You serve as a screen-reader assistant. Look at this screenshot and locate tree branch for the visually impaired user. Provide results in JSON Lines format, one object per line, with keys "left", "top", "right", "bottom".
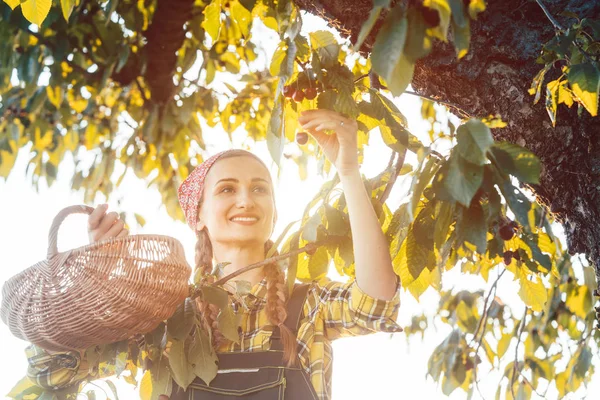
{"left": 511, "top": 308, "right": 529, "bottom": 399}
{"left": 404, "top": 90, "right": 472, "bottom": 119}
{"left": 379, "top": 150, "right": 406, "bottom": 204}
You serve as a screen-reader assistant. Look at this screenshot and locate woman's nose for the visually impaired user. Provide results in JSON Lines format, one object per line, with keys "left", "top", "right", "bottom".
{"left": 235, "top": 190, "right": 256, "bottom": 208}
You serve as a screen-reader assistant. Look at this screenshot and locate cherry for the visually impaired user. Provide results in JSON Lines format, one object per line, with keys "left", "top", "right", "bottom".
{"left": 499, "top": 224, "right": 515, "bottom": 241}
{"left": 421, "top": 8, "right": 440, "bottom": 27}
{"left": 503, "top": 251, "right": 512, "bottom": 265}
{"left": 283, "top": 85, "right": 295, "bottom": 98}
{"left": 305, "top": 244, "right": 317, "bottom": 255}
{"left": 512, "top": 250, "right": 521, "bottom": 261}
{"left": 296, "top": 132, "right": 309, "bottom": 145}
{"left": 292, "top": 90, "right": 305, "bottom": 102}
{"left": 304, "top": 87, "right": 317, "bottom": 100}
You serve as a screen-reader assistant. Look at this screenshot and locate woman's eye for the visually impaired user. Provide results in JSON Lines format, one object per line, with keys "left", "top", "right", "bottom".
{"left": 220, "top": 186, "right": 234, "bottom": 193}
{"left": 253, "top": 186, "right": 267, "bottom": 193}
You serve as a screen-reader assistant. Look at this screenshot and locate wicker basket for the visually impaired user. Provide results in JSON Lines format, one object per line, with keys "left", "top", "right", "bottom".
{"left": 1, "top": 205, "right": 191, "bottom": 351}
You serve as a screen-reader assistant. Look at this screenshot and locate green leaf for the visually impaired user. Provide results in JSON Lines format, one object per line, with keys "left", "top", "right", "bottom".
{"left": 462, "top": 201, "right": 487, "bottom": 253}
{"left": 567, "top": 62, "right": 600, "bottom": 116}
{"left": 456, "top": 119, "right": 494, "bottom": 165}
{"left": 452, "top": 17, "right": 470, "bottom": 59}
{"left": 387, "top": 54, "right": 415, "bottom": 96}
{"left": 489, "top": 142, "right": 541, "bottom": 184}
{"left": 371, "top": 5, "right": 408, "bottom": 87}
{"left": 267, "top": 93, "right": 285, "bottom": 167}
{"left": 201, "top": 286, "right": 240, "bottom": 343}
{"left": 168, "top": 339, "right": 196, "bottom": 390}
{"left": 60, "top": 0, "right": 76, "bottom": 21}
{"left": 355, "top": 6, "right": 384, "bottom": 51}
{"left": 140, "top": 355, "right": 172, "bottom": 400}
{"left": 167, "top": 298, "right": 196, "bottom": 341}
{"left": 404, "top": 7, "right": 432, "bottom": 62}
{"left": 442, "top": 153, "right": 483, "bottom": 207}
{"left": 21, "top": 0, "right": 52, "bottom": 26}
{"left": 309, "top": 30, "right": 339, "bottom": 67}
{"left": 324, "top": 204, "right": 350, "bottom": 236}
{"left": 448, "top": 0, "right": 466, "bottom": 28}
{"left": 203, "top": 0, "right": 222, "bottom": 42}
{"left": 190, "top": 327, "right": 218, "bottom": 386}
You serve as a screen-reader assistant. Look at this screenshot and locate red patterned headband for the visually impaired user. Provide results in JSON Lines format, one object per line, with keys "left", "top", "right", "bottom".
{"left": 178, "top": 149, "right": 239, "bottom": 231}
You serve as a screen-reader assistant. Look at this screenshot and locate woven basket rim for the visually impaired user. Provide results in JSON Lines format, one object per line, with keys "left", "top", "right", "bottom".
{"left": 50, "top": 233, "right": 188, "bottom": 258}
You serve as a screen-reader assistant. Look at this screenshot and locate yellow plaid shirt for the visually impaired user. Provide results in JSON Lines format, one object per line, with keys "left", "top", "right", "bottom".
{"left": 25, "top": 277, "right": 402, "bottom": 400}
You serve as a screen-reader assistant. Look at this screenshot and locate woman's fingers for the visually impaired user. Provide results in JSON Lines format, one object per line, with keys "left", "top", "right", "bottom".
{"left": 99, "top": 218, "right": 126, "bottom": 241}
{"left": 87, "top": 204, "right": 108, "bottom": 231}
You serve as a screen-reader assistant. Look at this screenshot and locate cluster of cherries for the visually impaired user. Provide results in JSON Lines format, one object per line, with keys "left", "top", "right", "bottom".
{"left": 283, "top": 76, "right": 325, "bottom": 145}
{"left": 499, "top": 219, "right": 520, "bottom": 265}
{"left": 282, "top": 81, "right": 323, "bottom": 103}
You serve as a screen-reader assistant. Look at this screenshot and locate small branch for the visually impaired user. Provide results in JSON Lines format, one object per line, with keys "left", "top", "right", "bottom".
{"left": 404, "top": 90, "right": 472, "bottom": 119}
{"left": 210, "top": 239, "right": 333, "bottom": 287}
{"left": 511, "top": 308, "right": 529, "bottom": 399}
{"left": 295, "top": 57, "right": 308, "bottom": 70}
{"left": 353, "top": 73, "right": 369, "bottom": 83}
{"left": 534, "top": 0, "right": 596, "bottom": 64}
{"left": 379, "top": 150, "right": 406, "bottom": 204}
{"left": 136, "top": 78, "right": 149, "bottom": 103}
{"left": 534, "top": 0, "right": 564, "bottom": 31}
{"left": 471, "top": 269, "right": 507, "bottom": 347}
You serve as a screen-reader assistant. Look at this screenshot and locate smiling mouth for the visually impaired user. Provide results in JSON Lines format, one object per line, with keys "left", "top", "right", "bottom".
{"left": 230, "top": 217, "right": 259, "bottom": 224}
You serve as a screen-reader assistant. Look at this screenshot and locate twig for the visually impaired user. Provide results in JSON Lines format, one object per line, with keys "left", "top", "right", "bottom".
{"left": 379, "top": 150, "right": 406, "bottom": 204}
{"left": 404, "top": 90, "right": 472, "bottom": 119}
{"left": 353, "top": 73, "right": 369, "bottom": 83}
{"left": 210, "top": 239, "right": 332, "bottom": 287}
{"left": 136, "top": 78, "right": 148, "bottom": 103}
{"left": 511, "top": 308, "right": 529, "bottom": 399}
{"left": 471, "top": 269, "right": 507, "bottom": 347}
{"left": 534, "top": 0, "right": 596, "bottom": 64}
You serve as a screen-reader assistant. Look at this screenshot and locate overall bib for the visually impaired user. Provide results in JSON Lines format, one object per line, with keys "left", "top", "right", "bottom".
{"left": 169, "top": 284, "right": 319, "bottom": 399}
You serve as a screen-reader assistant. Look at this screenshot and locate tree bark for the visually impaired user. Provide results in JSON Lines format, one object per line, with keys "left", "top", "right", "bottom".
{"left": 295, "top": 0, "right": 600, "bottom": 285}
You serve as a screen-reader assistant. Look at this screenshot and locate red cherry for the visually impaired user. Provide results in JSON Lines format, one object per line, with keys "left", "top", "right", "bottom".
{"left": 296, "top": 132, "right": 309, "bottom": 145}
{"left": 305, "top": 244, "right": 317, "bottom": 255}
{"left": 499, "top": 225, "right": 515, "bottom": 241}
{"left": 283, "top": 85, "right": 295, "bottom": 98}
{"left": 292, "top": 90, "right": 305, "bottom": 102}
{"left": 304, "top": 87, "right": 317, "bottom": 100}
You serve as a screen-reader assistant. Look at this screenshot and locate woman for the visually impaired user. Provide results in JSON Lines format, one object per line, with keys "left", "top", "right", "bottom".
{"left": 25, "top": 109, "right": 402, "bottom": 399}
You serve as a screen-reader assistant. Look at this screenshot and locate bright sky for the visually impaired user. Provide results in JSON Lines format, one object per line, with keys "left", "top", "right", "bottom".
{"left": 1, "top": 10, "right": 598, "bottom": 400}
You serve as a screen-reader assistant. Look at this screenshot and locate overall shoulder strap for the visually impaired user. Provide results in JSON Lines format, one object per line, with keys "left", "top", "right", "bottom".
{"left": 270, "top": 283, "right": 311, "bottom": 350}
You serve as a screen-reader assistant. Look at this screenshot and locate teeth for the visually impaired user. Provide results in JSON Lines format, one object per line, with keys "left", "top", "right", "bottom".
{"left": 231, "top": 217, "right": 258, "bottom": 222}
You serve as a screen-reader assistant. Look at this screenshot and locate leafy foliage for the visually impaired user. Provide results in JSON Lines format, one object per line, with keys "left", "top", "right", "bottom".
{"left": 2, "top": 0, "right": 599, "bottom": 399}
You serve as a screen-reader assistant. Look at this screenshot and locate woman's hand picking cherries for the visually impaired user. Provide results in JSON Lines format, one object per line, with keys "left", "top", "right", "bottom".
{"left": 297, "top": 109, "right": 360, "bottom": 177}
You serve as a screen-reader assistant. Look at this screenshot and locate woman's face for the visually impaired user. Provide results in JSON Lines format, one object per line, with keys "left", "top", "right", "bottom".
{"left": 196, "top": 156, "right": 276, "bottom": 247}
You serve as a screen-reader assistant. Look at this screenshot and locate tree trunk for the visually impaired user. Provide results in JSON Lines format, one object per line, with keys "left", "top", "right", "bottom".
{"left": 295, "top": 0, "right": 600, "bottom": 285}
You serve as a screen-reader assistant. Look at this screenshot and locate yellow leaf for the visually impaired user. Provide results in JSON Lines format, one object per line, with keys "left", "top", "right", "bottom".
{"left": 269, "top": 41, "right": 288, "bottom": 77}
{"left": 20, "top": 0, "right": 52, "bottom": 26}
{"left": 0, "top": 140, "right": 18, "bottom": 178}
{"left": 566, "top": 285, "right": 592, "bottom": 319}
{"left": 406, "top": 266, "right": 438, "bottom": 300}
{"left": 67, "top": 90, "right": 88, "bottom": 113}
{"left": 34, "top": 127, "right": 53, "bottom": 149}
{"left": 4, "top": 0, "right": 20, "bottom": 10}
{"left": 139, "top": 370, "right": 153, "bottom": 400}
{"left": 423, "top": 0, "right": 451, "bottom": 41}
{"left": 202, "top": 0, "right": 222, "bottom": 42}
{"left": 64, "top": 130, "right": 79, "bottom": 151}
{"left": 6, "top": 376, "right": 38, "bottom": 397}
{"left": 46, "top": 86, "right": 63, "bottom": 108}
{"left": 497, "top": 332, "right": 511, "bottom": 359}
{"left": 517, "top": 268, "right": 547, "bottom": 312}
{"left": 60, "top": 0, "right": 77, "bottom": 21}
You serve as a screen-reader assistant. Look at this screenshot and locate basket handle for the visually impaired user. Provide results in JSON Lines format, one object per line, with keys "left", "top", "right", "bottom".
{"left": 47, "top": 205, "right": 96, "bottom": 259}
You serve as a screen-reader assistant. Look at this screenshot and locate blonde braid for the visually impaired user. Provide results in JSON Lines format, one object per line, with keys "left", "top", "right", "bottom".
{"left": 264, "top": 240, "right": 298, "bottom": 367}
{"left": 194, "top": 229, "right": 225, "bottom": 348}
